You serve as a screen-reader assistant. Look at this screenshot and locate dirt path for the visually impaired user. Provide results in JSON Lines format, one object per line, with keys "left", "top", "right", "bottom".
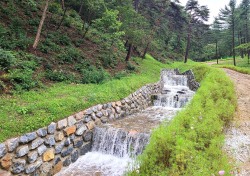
{"left": 223, "top": 69, "right": 250, "bottom": 176}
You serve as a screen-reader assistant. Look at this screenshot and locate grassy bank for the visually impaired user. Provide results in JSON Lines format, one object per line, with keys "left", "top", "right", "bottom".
{"left": 208, "top": 57, "right": 250, "bottom": 74}
{"left": 128, "top": 65, "right": 237, "bottom": 175}
{"left": 0, "top": 55, "right": 177, "bottom": 142}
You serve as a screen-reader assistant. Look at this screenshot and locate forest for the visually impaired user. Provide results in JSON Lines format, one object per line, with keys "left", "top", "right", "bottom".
{"left": 0, "top": 0, "right": 249, "bottom": 94}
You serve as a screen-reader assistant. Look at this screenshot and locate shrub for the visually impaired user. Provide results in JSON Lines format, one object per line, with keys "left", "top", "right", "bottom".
{"left": 57, "top": 47, "right": 84, "bottom": 63}
{"left": 80, "top": 66, "right": 110, "bottom": 84}
{"left": 45, "top": 70, "right": 76, "bottom": 82}
{"left": 39, "top": 39, "right": 60, "bottom": 53}
{"left": 10, "top": 69, "right": 38, "bottom": 91}
{"left": 0, "top": 49, "right": 16, "bottom": 70}
{"left": 126, "top": 62, "right": 137, "bottom": 71}
{"left": 114, "top": 71, "right": 128, "bottom": 80}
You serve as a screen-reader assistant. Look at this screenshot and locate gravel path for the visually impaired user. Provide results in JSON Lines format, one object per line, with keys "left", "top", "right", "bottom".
{"left": 223, "top": 69, "right": 250, "bottom": 176}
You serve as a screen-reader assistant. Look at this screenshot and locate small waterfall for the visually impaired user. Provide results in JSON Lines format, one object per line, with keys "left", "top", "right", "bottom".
{"left": 92, "top": 127, "right": 150, "bottom": 158}
{"left": 55, "top": 69, "right": 197, "bottom": 176}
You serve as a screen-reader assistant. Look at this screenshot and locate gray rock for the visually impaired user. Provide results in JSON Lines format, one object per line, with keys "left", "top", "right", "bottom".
{"left": 97, "top": 104, "right": 103, "bottom": 111}
{"left": 57, "top": 119, "right": 68, "bottom": 130}
{"left": 54, "top": 156, "right": 61, "bottom": 165}
{"left": 37, "top": 128, "right": 47, "bottom": 137}
{"left": 91, "top": 106, "right": 98, "bottom": 112}
{"left": 90, "top": 113, "right": 97, "bottom": 120}
{"left": 6, "top": 138, "right": 19, "bottom": 152}
{"left": 71, "top": 150, "right": 79, "bottom": 163}
{"left": 31, "top": 138, "right": 44, "bottom": 150}
{"left": 109, "top": 114, "right": 115, "bottom": 120}
{"left": 0, "top": 143, "right": 7, "bottom": 158}
{"left": 83, "top": 131, "right": 93, "bottom": 142}
{"left": 64, "top": 137, "right": 71, "bottom": 147}
{"left": 25, "top": 159, "right": 42, "bottom": 174}
{"left": 80, "top": 142, "right": 92, "bottom": 156}
{"left": 44, "top": 135, "right": 55, "bottom": 147}
{"left": 28, "top": 151, "right": 38, "bottom": 163}
{"left": 55, "top": 141, "right": 65, "bottom": 154}
{"left": 40, "top": 162, "right": 52, "bottom": 175}
{"left": 67, "top": 116, "right": 76, "bottom": 126}
{"left": 96, "top": 111, "right": 103, "bottom": 118}
{"left": 16, "top": 145, "right": 29, "bottom": 157}
{"left": 75, "top": 125, "right": 87, "bottom": 136}
{"left": 63, "top": 156, "right": 71, "bottom": 167}
{"left": 48, "top": 122, "right": 56, "bottom": 134}
{"left": 37, "top": 145, "right": 47, "bottom": 156}
{"left": 102, "top": 110, "right": 109, "bottom": 117}
{"left": 75, "top": 120, "right": 84, "bottom": 129}
{"left": 100, "top": 116, "right": 108, "bottom": 123}
{"left": 11, "top": 159, "right": 26, "bottom": 174}
{"left": 73, "top": 137, "right": 83, "bottom": 148}
{"left": 102, "top": 104, "right": 108, "bottom": 109}
{"left": 20, "top": 132, "right": 37, "bottom": 144}
{"left": 84, "top": 115, "right": 92, "bottom": 123}
{"left": 61, "top": 145, "right": 73, "bottom": 157}
{"left": 85, "top": 108, "right": 93, "bottom": 115}
{"left": 54, "top": 132, "right": 64, "bottom": 142}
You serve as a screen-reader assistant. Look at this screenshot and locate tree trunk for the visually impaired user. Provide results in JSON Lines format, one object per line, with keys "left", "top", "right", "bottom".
{"left": 134, "top": 0, "right": 139, "bottom": 12}
{"left": 61, "top": 0, "right": 65, "bottom": 10}
{"left": 56, "top": 7, "right": 68, "bottom": 30}
{"left": 126, "top": 43, "right": 133, "bottom": 61}
{"left": 33, "top": 0, "right": 49, "bottom": 49}
{"left": 248, "top": 51, "right": 250, "bottom": 64}
{"left": 216, "top": 40, "right": 218, "bottom": 64}
{"left": 232, "top": 21, "right": 236, "bottom": 66}
{"left": 79, "top": 0, "right": 84, "bottom": 14}
{"left": 143, "top": 42, "right": 150, "bottom": 58}
{"left": 184, "top": 31, "right": 191, "bottom": 63}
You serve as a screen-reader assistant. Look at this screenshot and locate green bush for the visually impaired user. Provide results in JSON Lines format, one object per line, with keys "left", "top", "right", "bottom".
{"left": 45, "top": 70, "right": 76, "bottom": 82}
{"left": 114, "top": 71, "right": 128, "bottom": 80}
{"left": 0, "top": 49, "right": 16, "bottom": 70}
{"left": 39, "top": 39, "right": 60, "bottom": 53}
{"left": 80, "top": 66, "right": 110, "bottom": 84}
{"left": 57, "top": 47, "right": 84, "bottom": 63}
{"left": 126, "top": 61, "right": 137, "bottom": 71}
{"left": 10, "top": 69, "right": 38, "bottom": 91}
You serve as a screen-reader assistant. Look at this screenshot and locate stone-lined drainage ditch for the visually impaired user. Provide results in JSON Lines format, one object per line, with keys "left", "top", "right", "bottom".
{"left": 0, "top": 69, "right": 198, "bottom": 176}
{"left": 55, "top": 69, "right": 198, "bottom": 176}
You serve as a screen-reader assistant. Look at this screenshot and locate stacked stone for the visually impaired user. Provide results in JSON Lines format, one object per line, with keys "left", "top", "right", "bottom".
{"left": 182, "top": 70, "right": 200, "bottom": 91}
{"left": 0, "top": 82, "right": 160, "bottom": 176}
{"left": 160, "top": 69, "right": 200, "bottom": 91}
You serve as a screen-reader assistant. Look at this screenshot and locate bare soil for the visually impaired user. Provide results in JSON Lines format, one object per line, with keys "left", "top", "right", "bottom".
{"left": 223, "top": 69, "right": 250, "bottom": 176}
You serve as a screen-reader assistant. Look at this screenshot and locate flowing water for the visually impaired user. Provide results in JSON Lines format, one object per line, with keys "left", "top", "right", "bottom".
{"left": 56, "top": 70, "right": 195, "bottom": 176}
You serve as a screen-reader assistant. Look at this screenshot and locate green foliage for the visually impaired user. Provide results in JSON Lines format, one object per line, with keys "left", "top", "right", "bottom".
{"left": 39, "top": 39, "right": 60, "bottom": 53}
{"left": 57, "top": 47, "right": 84, "bottom": 63}
{"left": 0, "top": 55, "right": 166, "bottom": 141}
{"left": 45, "top": 70, "right": 76, "bottom": 82}
{"left": 80, "top": 66, "right": 110, "bottom": 84}
{"left": 127, "top": 65, "right": 236, "bottom": 176}
{"left": 0, "top": 49, "right": 16, "bottom": 70}
{"left": 9, "top": 69, "right": 38, "bottom": 91}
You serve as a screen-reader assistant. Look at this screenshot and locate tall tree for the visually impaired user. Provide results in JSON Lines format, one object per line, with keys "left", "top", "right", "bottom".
{"left": 33, "top": 0, "right": 50, "bottom": 49}
{"left": 184, "top": 0, "right": 209, "bottom": 63}
{"left": 219, "top": 0, "right": 237, "bottom": 66}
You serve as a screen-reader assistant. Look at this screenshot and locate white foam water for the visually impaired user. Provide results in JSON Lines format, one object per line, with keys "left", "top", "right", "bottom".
{"left": 55, "top": 152, "right": 133, "bottom": 176}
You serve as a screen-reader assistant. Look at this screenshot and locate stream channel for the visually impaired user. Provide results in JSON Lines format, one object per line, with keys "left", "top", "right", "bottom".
{"left": 55, "top": 70, "right": 195, "bottom": 176}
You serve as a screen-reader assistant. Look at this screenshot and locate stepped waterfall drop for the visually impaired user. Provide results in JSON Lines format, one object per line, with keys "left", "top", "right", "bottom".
{"left": 55, "top": 70, "right": 195, "bottom": 176}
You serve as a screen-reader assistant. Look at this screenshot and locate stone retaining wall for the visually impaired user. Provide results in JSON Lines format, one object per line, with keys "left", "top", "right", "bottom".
{"left": 0, "top": 83, "right": 160, "bottom": 176}
{"left": 0, "top": 69, "right": 199, "bottom": 176}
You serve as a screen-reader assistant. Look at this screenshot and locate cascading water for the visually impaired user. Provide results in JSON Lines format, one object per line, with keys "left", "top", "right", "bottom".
{"left": 55, "top": 70, "right": 195, "bottom": 176}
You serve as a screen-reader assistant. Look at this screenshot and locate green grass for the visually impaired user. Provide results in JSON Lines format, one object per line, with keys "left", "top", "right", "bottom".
{"left": 127, "top": 64, "right": 237, "bottom": 176}
{"left": 207, "top": 56, "right": 250, "bottom": 74}
{"left": 0, "top": 55, "right": 177, "bottom": 142}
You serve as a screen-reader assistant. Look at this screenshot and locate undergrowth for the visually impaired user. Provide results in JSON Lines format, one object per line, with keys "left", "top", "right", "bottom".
{"left": 127, "top": 65, "right": 237, "bottom": 176}
{"left": 0, "top": 55, "right": 167, "bottom": 142}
